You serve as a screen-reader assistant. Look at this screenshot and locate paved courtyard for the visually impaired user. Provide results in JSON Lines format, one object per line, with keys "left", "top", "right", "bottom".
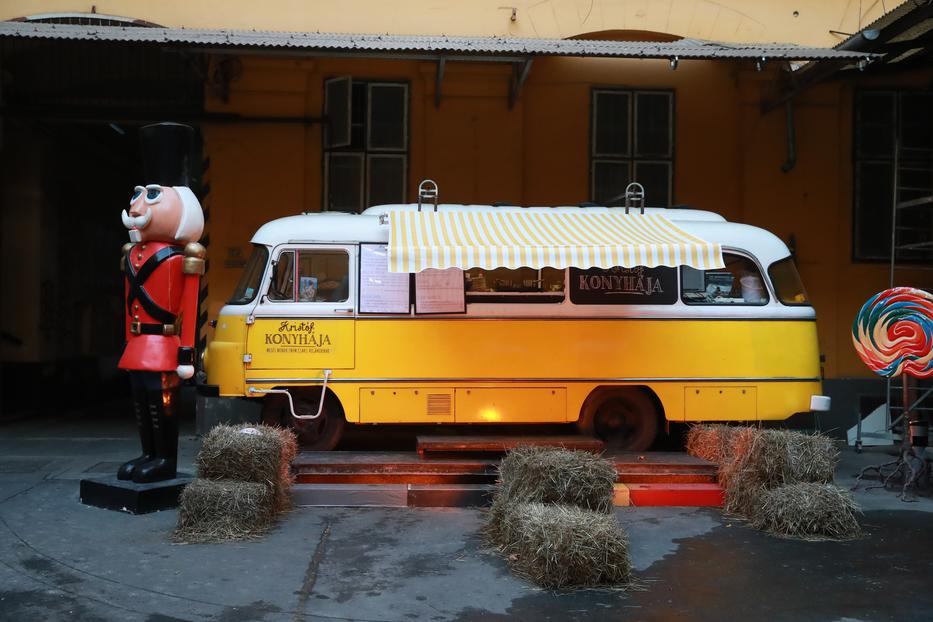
{"left": 2, "top": 410, "right": 932, "bottom": 622}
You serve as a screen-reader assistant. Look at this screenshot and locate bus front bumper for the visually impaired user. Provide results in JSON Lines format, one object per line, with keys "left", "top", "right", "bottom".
{"left": 810, "top": 395, "right": 831, "bottom": 412}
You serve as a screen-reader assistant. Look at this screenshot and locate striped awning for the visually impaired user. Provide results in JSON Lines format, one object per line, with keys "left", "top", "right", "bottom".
{"left": 388, "top": 210, "right": 724, "bottom": 273}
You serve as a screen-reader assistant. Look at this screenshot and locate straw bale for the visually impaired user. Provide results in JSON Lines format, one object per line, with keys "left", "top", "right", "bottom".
{"left": 718, "top": 428, "right": 840, "bottom": 519}
{"left": 750, "top": 483, "right": 863, "bottom": 541}
{"left": 495, "top": 446, "right": 617, "bottom": 512}
{"left": 685, "top": 424, "right": 741, "bottom": 464}
{"left": 197, "top": 424, "right": 297, "bottom": 512}
{"left": 174, "top": 479, "right": 276, "bottom": 543}
{"left": 722, "top": 429, "right": 837, "bottom": 490}
{"left": 498, "top": 502, "right": 632, "bottom": 589}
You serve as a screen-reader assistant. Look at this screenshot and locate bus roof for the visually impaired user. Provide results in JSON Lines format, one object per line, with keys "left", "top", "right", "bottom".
{"left": 250, "top": 204, "right": 792, "bottom": 267}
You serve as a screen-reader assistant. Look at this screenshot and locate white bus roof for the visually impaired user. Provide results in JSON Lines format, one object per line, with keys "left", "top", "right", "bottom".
{"left": 250, "top": 204, "right": 792, "bottom": 268}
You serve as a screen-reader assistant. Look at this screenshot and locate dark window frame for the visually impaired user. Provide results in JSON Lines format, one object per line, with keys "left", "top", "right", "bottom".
{"left": 589, "top": 88, "right": 675, "bottom": 207}
{"left": 852, "top": 88, "right": 933, "bottom": 263}
{"left": 323, "top": 79, "right": 410, "bottom": 213}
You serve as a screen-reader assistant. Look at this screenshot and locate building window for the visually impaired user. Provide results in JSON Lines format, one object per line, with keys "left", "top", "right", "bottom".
{"left": 324, "top": 80, "right": 408, "bottom": 212}
{"left": 591, "top": 89, "right": 674, "bottom": 207}
{"left": 853, "top": 90, "right": 933, "bottom": 261}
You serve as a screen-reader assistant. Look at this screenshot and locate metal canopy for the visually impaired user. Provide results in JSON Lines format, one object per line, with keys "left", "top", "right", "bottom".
{"left": 0, "top": 21, "right": 877, "bottom": 62}
{"left": 766, "top": 1, "right": 933, "bottom": 111}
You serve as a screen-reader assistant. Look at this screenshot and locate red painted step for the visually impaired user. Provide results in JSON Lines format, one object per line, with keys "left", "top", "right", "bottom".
{"left": 625, "top": 483, "right": 724, "bottom": 507}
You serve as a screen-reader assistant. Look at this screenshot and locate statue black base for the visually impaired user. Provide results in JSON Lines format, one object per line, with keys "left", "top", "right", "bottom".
{"left": 80, "top": 473, "right": 193, "bottom": 514}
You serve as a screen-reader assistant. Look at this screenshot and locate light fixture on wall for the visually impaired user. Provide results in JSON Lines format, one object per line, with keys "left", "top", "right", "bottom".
{"left": 756, "top": 57, "right": 767, "bottom": 72}
{"left": 669, "top": 56, "right": 679, "bottom": 70}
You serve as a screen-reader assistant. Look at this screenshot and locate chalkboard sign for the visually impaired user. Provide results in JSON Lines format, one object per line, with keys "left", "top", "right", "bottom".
{"left": 569, "top": 266, "right": 678, "bottom": 305}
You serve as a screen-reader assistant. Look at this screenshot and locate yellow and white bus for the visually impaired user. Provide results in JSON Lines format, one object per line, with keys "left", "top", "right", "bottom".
{"left": 203, "top": 197, "right": 829, "bottom": 451}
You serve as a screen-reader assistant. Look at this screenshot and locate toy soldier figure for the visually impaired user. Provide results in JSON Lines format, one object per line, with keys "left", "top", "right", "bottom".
{"left": 117, "top": 123, "right": 205, "bottom": 483}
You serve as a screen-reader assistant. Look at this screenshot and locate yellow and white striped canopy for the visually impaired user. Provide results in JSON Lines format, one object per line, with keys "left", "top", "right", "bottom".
{"left": 388, "top": 210, "right": 724, "bottom": 273}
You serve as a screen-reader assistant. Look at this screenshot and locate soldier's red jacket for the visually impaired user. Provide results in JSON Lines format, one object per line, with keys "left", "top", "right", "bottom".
{"left": 118, "top": 241, "right": 204, "bottom": 372}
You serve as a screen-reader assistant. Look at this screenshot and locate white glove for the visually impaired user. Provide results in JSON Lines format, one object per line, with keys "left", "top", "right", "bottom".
{"left": 176, "top": 364, "right": 195, "bottom": 379}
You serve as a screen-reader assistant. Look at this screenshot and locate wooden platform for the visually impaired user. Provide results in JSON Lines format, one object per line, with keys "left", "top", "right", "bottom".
{"left": 415, "top": 435, "right": 604, "bottom": 456}
{"left": 291, "top": 450, "right": 721, "bottom": 508}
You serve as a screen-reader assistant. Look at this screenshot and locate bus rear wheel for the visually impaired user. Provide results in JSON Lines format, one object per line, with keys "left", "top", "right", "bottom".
{"left": 579, "top": 389, "right": 660, "bottom": 452}
{"left": 261, "top": 388, "right": 345, "bottom": 451}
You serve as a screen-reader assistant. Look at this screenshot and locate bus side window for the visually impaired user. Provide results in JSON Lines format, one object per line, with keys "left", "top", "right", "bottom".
{"left": 296, "top": 250, "right": 350, "bottom": 303}
{"left": 267, "top": 250, "right": 295, "bottom": 301}
{"left": 681, "top": 253, "right": 769, "bottom": 305}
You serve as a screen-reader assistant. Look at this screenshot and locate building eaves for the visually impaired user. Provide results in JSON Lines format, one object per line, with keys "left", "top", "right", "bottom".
{"left": 0, "top": 21, "right": 876, "bottom": 62}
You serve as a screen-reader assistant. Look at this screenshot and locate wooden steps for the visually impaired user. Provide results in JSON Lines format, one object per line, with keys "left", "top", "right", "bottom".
{"left": 291, "top": 449, "right": 721, "bottom": 508}
{"left": 416, "top": 435, "right": 603, "bottom": 456}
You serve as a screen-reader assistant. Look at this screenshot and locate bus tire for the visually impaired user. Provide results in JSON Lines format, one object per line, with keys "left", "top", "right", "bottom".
{"left": 578, "top": 388, "right": 660, "bottom": 452}
{"left": 261, "top": 388, "right": 345, "bottom": 451}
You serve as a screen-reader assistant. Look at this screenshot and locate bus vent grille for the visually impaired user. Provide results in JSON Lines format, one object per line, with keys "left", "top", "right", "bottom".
{"left": 427, "top": 394, "right": 452, "bottom": 417}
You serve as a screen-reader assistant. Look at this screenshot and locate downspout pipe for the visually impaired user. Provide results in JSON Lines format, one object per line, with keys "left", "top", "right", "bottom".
{"left": 781, "top": 99, "right": 796, "bottom": 173}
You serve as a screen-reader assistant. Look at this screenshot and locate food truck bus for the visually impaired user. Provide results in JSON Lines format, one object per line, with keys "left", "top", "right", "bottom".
{"left": 202, "top": 185, "right": 830, "bottom": 451}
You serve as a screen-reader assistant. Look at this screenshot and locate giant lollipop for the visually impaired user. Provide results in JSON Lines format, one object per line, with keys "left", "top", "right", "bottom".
{"left": 852, "top": 287, "right": 933, "bottom": 379}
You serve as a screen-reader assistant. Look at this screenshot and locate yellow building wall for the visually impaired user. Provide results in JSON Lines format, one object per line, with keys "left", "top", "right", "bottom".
{"left": 2, "top": 1, "right": 924, "bottom": 380}
{"left": 198, "top": 53, "right": 933, "bottom": 381}
{"left": 0, "top": 0, "right": 901, "bottom": 47}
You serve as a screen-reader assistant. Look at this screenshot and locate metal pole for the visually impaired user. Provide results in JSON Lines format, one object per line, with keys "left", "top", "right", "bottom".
{"left": 889, "top": 136, "right": 899, "bottom": 288}
{"left": 902, "top": 375, "right": 911, "bottom": 452}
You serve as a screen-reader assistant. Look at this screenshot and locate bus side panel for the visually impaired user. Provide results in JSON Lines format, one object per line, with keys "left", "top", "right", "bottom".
{"left": 455, "top": 387, "right": 566, "bottom": 423}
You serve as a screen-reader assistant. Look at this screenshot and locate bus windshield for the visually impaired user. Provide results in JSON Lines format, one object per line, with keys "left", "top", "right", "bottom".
{"left": 768, "top": 257, "right": 810, "bottom": 306}
{"left": 228, "top": 245, "right": 269, "bottom": 305}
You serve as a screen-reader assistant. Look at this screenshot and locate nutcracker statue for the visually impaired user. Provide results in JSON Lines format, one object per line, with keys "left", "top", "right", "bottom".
{"left": 117, "top": 123, "right": 204, "bottom": 483}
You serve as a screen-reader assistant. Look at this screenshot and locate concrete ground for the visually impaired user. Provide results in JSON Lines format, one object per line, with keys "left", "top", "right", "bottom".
{"left": 2, "top": 408, "right": 933, "bottom": 622}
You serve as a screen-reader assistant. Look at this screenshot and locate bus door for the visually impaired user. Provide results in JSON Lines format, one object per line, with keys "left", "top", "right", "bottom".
{"left": 245, "top": 244, "right": 356, "bottom": 371}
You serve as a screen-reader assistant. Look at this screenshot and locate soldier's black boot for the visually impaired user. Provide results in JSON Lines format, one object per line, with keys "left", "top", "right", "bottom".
{"left": 118, "top": 373, "right": 156, "bottom": 480}
{"left": 133, "top": 374, "right": 180, "bottom": 483}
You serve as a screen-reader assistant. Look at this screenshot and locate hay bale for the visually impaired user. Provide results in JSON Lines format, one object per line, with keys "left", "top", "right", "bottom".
{"left": 685, "top": 424, "right": 740, "bottom": 464}
{"left": 197, "top": 424, "right": 297, "bottom": 512}
{"left": 719, "top": 429, "right": 839, "bottom": 518}
{"left": 498, "top": 502, "right": 632, "bottom": 589}
{"left": 486, "top": 447, "right": 617, "bottom": 547}
{"left": 496, "top": 446, "right": 617, "bottom": 511}
{"left": 750, "top": 483, "right": 862, "bottom": 541}
{"left": 721, "top": 429, "right": 837, "bottom": 489}
{"left": 174, "top": 479, "right": 276, "bottom": 543}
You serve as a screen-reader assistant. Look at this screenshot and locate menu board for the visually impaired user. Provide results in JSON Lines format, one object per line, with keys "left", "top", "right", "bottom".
{"left": 415, "top": 268, "right": 466, "bottom": 314}
{"left": 359, "top": 244, "right": 411, "bottom": 314}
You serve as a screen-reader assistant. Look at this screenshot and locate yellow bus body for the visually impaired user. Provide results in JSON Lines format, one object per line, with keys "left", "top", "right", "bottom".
{"left": 207, "top": 314, "right": 821, "bottom": 424}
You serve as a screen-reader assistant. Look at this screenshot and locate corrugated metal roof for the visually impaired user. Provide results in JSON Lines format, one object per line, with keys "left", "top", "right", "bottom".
{"left": 0, "top": 21, "right": 876, "bottom": 61}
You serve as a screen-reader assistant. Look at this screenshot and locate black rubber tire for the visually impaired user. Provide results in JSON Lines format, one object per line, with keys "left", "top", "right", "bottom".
{"left": 261, "top": 388, "right": 345, "bottom": 451}
{"left": 577, "top": 388, "right": 660, "bottom": 451}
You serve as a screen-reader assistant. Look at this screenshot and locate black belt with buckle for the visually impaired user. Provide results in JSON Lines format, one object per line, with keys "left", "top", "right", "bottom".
{"left": 130, "top": 321, "right": 176, "bottom": 336}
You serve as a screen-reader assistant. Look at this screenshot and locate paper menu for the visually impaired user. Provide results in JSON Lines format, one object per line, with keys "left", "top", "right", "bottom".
{"left": 359, "top": 244, "right": 410, "bottom": 314}
{"left": 415, "top": 267, "right": 466, "bottom": 314}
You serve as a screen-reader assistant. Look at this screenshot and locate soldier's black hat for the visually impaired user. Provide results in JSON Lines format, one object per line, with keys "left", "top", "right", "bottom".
{"left": 140, "top": 122, "right": 195, "bottom": 187}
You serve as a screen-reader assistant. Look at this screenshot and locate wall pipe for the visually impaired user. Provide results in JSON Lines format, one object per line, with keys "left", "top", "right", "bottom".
{"left": 781, "top": 99, "right": 796, "bottom": 173}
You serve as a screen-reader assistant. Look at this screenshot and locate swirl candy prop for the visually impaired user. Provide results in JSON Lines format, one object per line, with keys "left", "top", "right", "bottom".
{"left": 852, "top": 287, "right": 933, "bottom": 378}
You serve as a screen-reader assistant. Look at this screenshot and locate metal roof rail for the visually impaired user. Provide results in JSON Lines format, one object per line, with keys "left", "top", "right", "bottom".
{"left": 624, "top": 182, "right": 645, "bottom": 214}
{"left": 418, "top": 179, "right": 439, "bottom": 212}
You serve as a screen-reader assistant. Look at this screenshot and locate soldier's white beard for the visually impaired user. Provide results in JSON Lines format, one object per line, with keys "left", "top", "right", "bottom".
{"left": 122, "top": 209, "right": 152, "bottom": 231}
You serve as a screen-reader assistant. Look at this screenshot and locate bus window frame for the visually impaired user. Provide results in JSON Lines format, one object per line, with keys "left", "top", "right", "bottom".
{"left": 679, "top": 249, "right": 774, "bottom": 307}
{"left": 263, "top": 245, "right": 354, "bottom": 307}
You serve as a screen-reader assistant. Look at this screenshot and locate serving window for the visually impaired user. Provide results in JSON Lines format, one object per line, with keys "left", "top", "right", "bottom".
{"left": 680, "top": 253, "right": 769, "bottom": 305}
{"left": 464, "top": 267, "right": 565, "bottom": 303}
{"left": 267, "top": 249, "right": 350, "bottom": 303}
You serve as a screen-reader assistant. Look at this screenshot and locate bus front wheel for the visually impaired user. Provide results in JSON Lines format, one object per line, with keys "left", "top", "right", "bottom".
{"left": 261, "top": 389, "right": 345, "bottom": 451}
{"left": 578, "top": 389, "right": 660, "bottom": 452}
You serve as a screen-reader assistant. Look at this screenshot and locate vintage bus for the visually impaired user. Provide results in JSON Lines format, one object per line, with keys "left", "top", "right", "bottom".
{"left": 202, "top": 194, "right": 829, "bottom": 451}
